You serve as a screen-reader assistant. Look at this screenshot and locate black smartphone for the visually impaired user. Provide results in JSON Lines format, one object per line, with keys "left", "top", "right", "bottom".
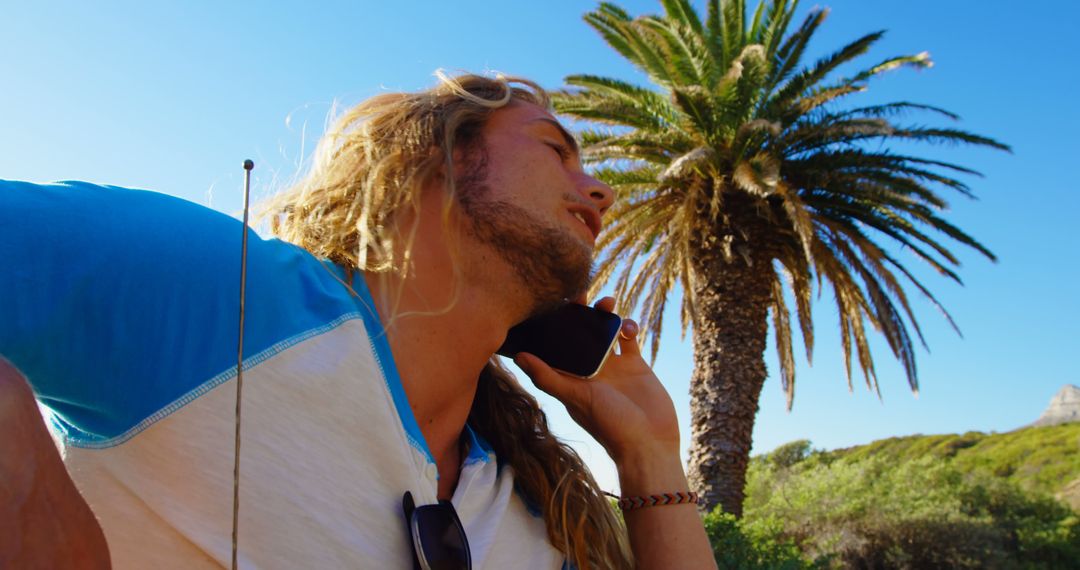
{"left": 496, "top": 303, "right": 623, "bottom": 378}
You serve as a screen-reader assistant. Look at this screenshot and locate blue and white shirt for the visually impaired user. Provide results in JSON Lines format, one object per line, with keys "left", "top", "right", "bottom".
{"left": 0, "top": 180, "right": 565, "bottom": 569}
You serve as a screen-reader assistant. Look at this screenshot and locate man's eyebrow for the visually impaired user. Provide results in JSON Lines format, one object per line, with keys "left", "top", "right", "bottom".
{"left": 530, "top": 118, "right": 580, "bottom": 157}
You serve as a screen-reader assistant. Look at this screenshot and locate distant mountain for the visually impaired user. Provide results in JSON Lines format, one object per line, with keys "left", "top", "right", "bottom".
{"left": 1032, "top": 384, "right": 1080, "bottom": 427}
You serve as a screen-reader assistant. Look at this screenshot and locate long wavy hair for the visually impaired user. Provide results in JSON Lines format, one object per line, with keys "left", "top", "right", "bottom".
{"left": 263, "top": 73, "right": 632, "bottom": 569}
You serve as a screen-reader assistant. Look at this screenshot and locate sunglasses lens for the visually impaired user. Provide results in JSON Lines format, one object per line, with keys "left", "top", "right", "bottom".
{"left": 413, "top": 505, "right": 470, "bottom": 570}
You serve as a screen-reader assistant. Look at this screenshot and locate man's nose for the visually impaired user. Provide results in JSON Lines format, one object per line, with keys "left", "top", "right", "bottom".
{"left": 579, "top": 173, "right": 615, "bottom": 215}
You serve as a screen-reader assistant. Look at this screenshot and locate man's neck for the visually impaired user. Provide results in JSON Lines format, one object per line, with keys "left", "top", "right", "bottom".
{"left": 363, "top": 199, "right": 528, "bottom": 499}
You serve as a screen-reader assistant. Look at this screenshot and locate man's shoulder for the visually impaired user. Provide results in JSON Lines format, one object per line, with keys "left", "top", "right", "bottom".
{"left": 1, "top": 180, "right": 374, "bottom": 448}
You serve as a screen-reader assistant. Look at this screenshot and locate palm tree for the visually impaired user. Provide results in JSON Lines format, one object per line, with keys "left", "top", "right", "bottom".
{"left": 553, "top": 0, "right": 1008, "bottom": 516}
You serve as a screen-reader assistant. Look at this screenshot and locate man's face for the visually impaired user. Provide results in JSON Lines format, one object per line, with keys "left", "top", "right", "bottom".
{"left": 455, "top": 101, "right": 614, "bottom": 317}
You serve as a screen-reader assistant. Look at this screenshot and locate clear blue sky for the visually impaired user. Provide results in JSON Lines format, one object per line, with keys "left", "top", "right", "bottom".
{"left": 4, "top": 0, "right": 1078, "bottom": 492}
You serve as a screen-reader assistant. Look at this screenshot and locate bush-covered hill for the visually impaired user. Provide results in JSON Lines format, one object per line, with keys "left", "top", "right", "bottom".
{"left": 704, "top": 423, "right": 1080, "bottom": 569}
{"left": 825, "top": 423, "right": 1080, "bottom": 504}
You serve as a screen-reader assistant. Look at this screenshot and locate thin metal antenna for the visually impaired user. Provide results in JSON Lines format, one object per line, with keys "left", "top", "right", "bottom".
{"left": 232, "top": 159, "right": 254, "bottom": 570}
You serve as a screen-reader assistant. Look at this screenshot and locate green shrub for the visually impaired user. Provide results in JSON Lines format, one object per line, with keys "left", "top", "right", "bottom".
{"left": 704, "top": 509, "right": 823, "bottom": 569}
{"left": 959, "top": 476, "right": 1080, "bottom": 568}
{"left": 734, "top": 445, "right": 1080, "bottom": 569}
{"left": 839, "top": 516, "right": 1011, "bottom": 569}
{"left": 769, "top": 440, "right": 813, "bottom": 470}
{"left": 827, "top": 424, "right": 1080, "bottom": 498}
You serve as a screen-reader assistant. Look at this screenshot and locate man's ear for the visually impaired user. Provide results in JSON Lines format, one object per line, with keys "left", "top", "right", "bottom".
{"left": 429, "top": 143, "right": 474, "bottom": 186}
{"left": 446, "top": 144, "right": 473, "bottom": 181}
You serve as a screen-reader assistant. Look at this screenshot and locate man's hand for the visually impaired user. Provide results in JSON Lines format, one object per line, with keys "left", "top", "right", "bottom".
{"left": 514, "top": 297, "right": 717, "bottom": 569}
{"left": 0, "top": 358, "right": 111, "bottom": 569}
{"left": 514, "top": 296, "right": 680, "bottom": 465}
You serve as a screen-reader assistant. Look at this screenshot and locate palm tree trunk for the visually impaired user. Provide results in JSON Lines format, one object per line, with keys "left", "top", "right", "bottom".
{"left": 686, "top": 236, "right": 774, "bottom": 517}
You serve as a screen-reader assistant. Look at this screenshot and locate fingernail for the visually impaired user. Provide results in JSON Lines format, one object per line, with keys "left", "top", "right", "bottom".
{"left": 623, "top": 321, "right": 638, "bottom": 336}
{"left": 514, "top": 354, "right": 529, "bottom": 371}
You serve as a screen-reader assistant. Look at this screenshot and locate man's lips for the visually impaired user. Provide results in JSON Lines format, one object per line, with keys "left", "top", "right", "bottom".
{"left": 568, "top": 206, "right": 601, "bottom": 241}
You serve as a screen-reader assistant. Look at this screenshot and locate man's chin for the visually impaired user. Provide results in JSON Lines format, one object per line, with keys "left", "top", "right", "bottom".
{"left": 524, "top": 270, "right": 591, "bottom": 319}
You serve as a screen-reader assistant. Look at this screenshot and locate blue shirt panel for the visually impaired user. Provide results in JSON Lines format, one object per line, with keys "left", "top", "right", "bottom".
{"left": 0, "top": 180, "right": 393, "bottom": 447}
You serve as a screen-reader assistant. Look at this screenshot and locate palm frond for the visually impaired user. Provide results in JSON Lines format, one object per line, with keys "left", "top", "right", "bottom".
{"left": 823, "top": 217, "right": 929, "bottom": 349}
{"left": 661, "top": 0, "right": 705, "bottom": 37}
{"left": 827, "top": 227, "right": 918, "bottom": 389}
{"left": 766, "top": 30, "right": 885, "bottom": 116}
{"left": 889, "top": 126, "right": 1012, "bottom": 151}
{"left": 563, "top": 74, "right": 681, "bottom": 128}
{"left": 765, "top": 6, "right": 825, "bottom": 91}
{"left": 836, "top": 101, "right": 961, "bottom": 121}
{"left": 848, "top": 52, "right": 933, "bottom": 84}
{"left": 554, "top": 88, "right": 676, "bottom": 131}
{"left": 775, "top": 250, "right": 814, "bottom": 362}
{"left": 770, "top": 273, "right": 797, "bottom": 408}
{"left": 584, "top": 4, "right": 676, "bottom": 86}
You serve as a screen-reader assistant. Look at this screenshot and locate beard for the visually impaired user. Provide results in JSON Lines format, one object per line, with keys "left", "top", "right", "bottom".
{"left": 456, "top": 161, "right": 593, "bottom": 317}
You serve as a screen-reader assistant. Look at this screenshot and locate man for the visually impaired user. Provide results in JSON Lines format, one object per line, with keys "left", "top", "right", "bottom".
{"left": 0, "top": 73, "right": 716, "bottom": 569}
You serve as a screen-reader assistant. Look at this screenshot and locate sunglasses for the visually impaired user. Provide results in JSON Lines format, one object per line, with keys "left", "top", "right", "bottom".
{"left": 402, "top": 491, "right": 472, "bottom": 570}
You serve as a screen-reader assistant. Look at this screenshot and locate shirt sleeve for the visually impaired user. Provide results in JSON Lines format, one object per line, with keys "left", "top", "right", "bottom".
{"left": 0, "top": 180, "right": 361, "bottom": 447}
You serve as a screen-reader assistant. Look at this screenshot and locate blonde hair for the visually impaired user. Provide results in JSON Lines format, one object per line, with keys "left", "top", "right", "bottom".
{"left": 263, "top": 73, "right": 633, "bottom": 569}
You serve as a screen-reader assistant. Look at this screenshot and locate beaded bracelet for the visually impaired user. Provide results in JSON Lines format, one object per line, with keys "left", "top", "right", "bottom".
{"left": 603, "top": 490, "right": 701, "bottom": 512}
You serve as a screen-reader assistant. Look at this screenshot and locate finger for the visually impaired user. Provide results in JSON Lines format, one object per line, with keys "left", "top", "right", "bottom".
{"left": 593, "top": 296, "right": 616, "bottom": 313}
{"left": 570, "top": 291, "right": 589, "bottom": 305}
{"left": 514, "top": 352, "right": 586, "bottom": 404}
{"left": 617, "top": 318, "right": 641, "bottom": 356}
